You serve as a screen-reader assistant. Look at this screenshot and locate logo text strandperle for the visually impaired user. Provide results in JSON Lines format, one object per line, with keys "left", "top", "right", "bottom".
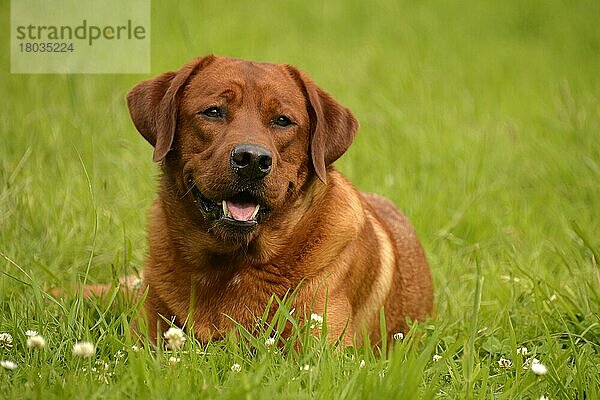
{"left": 15, "top": 19, "right": 146, "bottom": 46}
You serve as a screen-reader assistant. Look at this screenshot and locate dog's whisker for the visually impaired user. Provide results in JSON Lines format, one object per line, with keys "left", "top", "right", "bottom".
{"left": 162, "top": 180, "right": 181, "bottom": 195}
{"left": 180, "top": 183, "right": 195, "bottom": 200}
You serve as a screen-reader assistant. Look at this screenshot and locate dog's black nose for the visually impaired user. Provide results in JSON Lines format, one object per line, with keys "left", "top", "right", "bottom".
{"left": 230, "top": 144, "right": 272, "bottom": 180}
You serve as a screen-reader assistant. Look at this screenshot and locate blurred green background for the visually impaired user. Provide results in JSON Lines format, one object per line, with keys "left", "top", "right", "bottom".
{"left": 2, "top": 0, "right": 598, "bottom": 288}
{"left": 1, "top": 0, "right": 599, "bottom": 397}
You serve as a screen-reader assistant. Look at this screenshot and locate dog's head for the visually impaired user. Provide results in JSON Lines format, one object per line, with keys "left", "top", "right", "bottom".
{"left": 127, "top": 55, "right": 358, "bottom": 245}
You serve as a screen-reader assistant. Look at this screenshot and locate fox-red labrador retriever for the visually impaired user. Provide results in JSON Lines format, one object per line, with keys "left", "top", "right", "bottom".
{"left": 90, "top": 55, "right": 433, "bottom": 346}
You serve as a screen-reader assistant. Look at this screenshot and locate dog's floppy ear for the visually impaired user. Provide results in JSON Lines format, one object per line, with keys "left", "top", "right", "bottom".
{"left": 287, "top": 67, "right": 359, "bottom": 183}
{"left": 126, "top": 55, "right": 216, "bottom": 162}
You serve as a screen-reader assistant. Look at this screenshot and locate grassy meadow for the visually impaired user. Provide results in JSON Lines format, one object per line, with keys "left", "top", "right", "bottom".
{"left": 1, "top": 0, "right": 599, "bottom": 398}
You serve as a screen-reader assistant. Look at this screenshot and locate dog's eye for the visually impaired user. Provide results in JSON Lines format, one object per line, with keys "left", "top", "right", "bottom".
{"left": 273, "top": 115, "right": 294, "bottom": 127}
{"left": 199, "top": 107, "right": 224, "bottom": 119}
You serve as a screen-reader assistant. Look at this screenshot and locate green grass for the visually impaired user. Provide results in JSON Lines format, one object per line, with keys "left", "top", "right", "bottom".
{"left": 1, "top": 0, "right": 599, "bottom": 398}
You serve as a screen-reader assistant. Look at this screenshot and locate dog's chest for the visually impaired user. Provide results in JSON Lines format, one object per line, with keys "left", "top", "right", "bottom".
{"left": 188, "top": 267, "right": 293, "bottom": 339}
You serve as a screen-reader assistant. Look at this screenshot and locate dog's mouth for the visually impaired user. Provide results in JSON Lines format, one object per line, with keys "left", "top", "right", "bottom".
{"left": 189, "top": 180, "right": 267, "bottom": 228}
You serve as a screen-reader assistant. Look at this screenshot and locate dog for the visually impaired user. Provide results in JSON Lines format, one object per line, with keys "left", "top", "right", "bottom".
{"left": 121, "top": 55, "right": 433, "bottom": 346}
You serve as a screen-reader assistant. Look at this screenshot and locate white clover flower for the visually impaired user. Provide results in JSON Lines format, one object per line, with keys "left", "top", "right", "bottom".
{"left": 26, "top": 335, "right": 46, "bottom": 349}
{"left": 0, "top": 360, "right": 18, "bottom": 370}
{"left": 0, "top": 333, "right": 13, "bottom": 349}
{"left": 498, "top": 357, "right": 512, "bottom": 369}
{"left": 72, "top": 341, "right": 96, "bottom": 358}
{"left": 299, "top": 364, "right": 311, "bottom": 372}
{"left": 309, "top": 313, "right": 323, "bottom": 329}
{"left": 92, "top": 360, "right": 113, "bottom": 384}
{"left": 163, "top": 327, "right": 186, "bottom": 350}
{"left": 168, "top": 356, "right": 180, "bottom": 366}
{"left": 25, "top": 330, "right": 38, "bottom": 337}
{"left": 231, "top": 363, "right": 242, "bottom": 373}
{"left": 95, "top": 359, "right": 110, "bottom": 370}
{"left": 128, "top": 277, "right": 143, "bottom": 290}
{"left": 359, "top": 359, "right": 366, "bottom": 368}
{"left": 264, "top": 337, "right": 276, "bottom": 347}
{"left": 531, "top": 358, "right": 548, "bottom": 376}
{"left": 98, "top": 371, "right": 113, "bottom": 385}
{"left": 516, "top": 346, "right": 528, "bottom": 356}
{"left": 432, "top": 354, "right": 442, "bottom": 362}
{"left": 392, "top": 332, "right": 404, "bottom": 341}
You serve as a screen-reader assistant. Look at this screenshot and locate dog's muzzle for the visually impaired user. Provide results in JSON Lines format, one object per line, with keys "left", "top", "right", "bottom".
{"left": 189, "top": 179, "right": 267, "bottom": 228}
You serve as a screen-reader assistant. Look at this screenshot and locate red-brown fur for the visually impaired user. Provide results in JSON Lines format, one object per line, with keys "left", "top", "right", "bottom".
{"left": 96, "top": 55, "right": 433, "bottom": 346}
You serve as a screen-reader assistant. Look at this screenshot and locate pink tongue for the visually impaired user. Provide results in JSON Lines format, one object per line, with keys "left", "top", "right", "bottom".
{"left": 227, "top": 201, "right": 256, "bottom": 221}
